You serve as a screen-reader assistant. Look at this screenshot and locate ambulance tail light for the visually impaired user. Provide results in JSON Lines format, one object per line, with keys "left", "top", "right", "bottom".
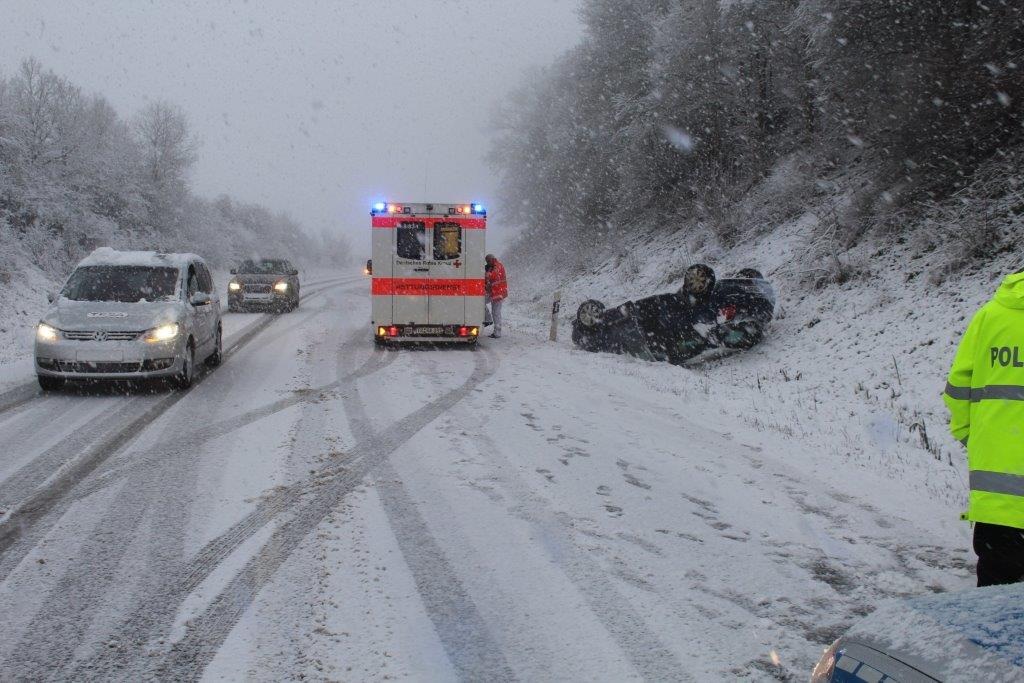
{"left": 458, "top": 326, "right": 479, "bottom": 338}
{"left": 388, "top": 326, "right": 400, "bottom": 337}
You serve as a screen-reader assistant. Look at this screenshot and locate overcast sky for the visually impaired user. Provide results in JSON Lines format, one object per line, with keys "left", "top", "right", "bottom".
{"left": 0, "top": 0, "right": 582, "bottom": 253}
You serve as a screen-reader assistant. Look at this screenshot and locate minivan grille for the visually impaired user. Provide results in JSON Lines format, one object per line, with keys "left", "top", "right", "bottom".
{"left": 63, "top": 330, "right": 142, "bottom": 341}
{"left": 40, "top": 359, "right": 175, "bottom": 373}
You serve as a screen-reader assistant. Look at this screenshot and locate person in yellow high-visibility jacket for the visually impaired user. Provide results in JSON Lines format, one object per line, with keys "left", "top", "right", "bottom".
{"left": 944, "top": 269, "right": 1024, "bottom": 587}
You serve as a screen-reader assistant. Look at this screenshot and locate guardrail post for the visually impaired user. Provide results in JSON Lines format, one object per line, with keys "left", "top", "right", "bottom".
{"left": 549, "top": 291, "right": 561, "bottom": 342}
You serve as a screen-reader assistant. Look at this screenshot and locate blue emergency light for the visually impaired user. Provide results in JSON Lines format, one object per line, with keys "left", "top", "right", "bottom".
{"left": 372, "top": 202, "right": 386, "bottom": 212}
{"left": 473, "top": 203, "right": 485, "bottom": 213}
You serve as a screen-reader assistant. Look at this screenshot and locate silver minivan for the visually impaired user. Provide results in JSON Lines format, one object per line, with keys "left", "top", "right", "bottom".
{"left": 34, "top": 248, "right": 222, "bottom": 390}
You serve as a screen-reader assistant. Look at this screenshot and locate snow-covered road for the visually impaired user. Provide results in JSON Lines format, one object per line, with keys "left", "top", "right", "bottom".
{"left": 0, "top": 279, "right": 972, "bottom": 681}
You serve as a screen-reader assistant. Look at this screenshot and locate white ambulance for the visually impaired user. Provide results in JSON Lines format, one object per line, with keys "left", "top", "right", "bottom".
{"left": 371, "top": 201, "right": 486, "bottom": 344}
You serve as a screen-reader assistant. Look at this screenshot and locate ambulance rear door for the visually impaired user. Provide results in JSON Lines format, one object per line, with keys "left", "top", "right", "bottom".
{"left": 393, "top": 220, "right": 429, "bottom": 325}
{"left": 371, "top": 219, "right": 393, "bottom": 326}
{"left": 426, "top": 220, "right": 467, "bottom": 325}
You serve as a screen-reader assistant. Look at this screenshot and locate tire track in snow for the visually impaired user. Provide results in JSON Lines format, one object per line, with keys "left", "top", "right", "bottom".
{"left": 64, "top": 325, "right": 389, "bottom": 504}
{"left": 374, "top": 460, "right": 518, "bottom": 681}
{"left": 2, "top": 281, "right": 369, "bottom": 679}
{"left": 59, "top": 345, "right": 494, "bottom": 680}
{"left": 0, "top": 395, "right": 131, "bottom": 509}
{"left": 0, "top": 340, "right": 263, "bottom": 678}
{"left": 0, "top": 281, "right": 365, "bottom": 674}
{"left": 0, "top": 279, "right": 358, "bottom": 581}
{"left": 0, "top": 383, "right": 43, "bottom": 419}
{"left": 339, "top": 348, "right": 517, "bottom": 681}
{"left": 146, "top": 347, "right": 497, "bottom": 681}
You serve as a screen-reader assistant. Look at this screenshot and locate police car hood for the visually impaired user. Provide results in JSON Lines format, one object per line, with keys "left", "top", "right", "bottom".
{"left": 845, "top": 583, "right": 1024, "bottom": 681}
{"left": 995, "top": 272, "right": 1024, "bottom": 310}
{"left": 47, "top": 299, "right": 182, "bottom": 331}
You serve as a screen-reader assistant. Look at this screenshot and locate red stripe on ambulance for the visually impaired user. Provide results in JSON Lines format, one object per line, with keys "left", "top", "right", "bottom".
{"left": 372, "top": 278, "right": 486, "bottom": 297}
{"left": 371, "top": 217, "right": 485, "bottom": 229}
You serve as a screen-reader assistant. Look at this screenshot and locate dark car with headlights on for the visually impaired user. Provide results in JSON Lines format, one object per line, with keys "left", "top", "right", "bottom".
{"left": 227, "top": 258, "right": 300, "bottom": 312}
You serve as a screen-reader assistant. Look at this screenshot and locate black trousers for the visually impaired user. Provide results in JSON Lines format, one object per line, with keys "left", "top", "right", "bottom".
{"left": 973, "top": 522, "right": 1024, "bottom": 587}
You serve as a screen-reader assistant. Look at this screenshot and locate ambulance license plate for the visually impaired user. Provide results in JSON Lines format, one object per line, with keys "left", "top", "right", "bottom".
{"left": 410, "top": 326, "right": 444, "bottom": 336}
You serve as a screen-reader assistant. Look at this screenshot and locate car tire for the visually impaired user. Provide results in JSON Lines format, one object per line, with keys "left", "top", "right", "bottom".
{"left": 37, "top": 375, "right": 64, "bottom": 391}
{"left": 576, "top": 300, "right": 606, "bottom": 328}
{"left": 206, "top": 325, "right": 223, "bottom": 367}
{"left": 175, "top": 341, "right": 195, "bottom": 389}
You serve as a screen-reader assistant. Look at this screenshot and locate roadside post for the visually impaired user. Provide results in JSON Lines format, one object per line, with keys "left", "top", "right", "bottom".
{"left": 549, "top": 291, "right": 561, "bottom": 342}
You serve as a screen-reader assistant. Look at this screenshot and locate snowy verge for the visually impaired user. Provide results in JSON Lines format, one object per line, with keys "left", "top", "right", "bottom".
{"left": 506, "top": 212, "right": 1011, "bottom": 514}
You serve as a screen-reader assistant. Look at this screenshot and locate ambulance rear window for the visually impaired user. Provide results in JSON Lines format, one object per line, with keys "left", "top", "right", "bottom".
{"left": 433, "top": 223, "right": 462, "bottom": 260}
{"left": 397, "top": 222, "right": 426, "bottom": 260}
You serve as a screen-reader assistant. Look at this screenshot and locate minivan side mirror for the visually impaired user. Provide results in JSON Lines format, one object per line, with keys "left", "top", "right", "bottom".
{"left": 290, "top": 269, "right": 298, "bottom": 276}
{"left": 46, "top": 291, "right": 55, "bottom": 304}
{"left": 229, "top": 268, "right": 236, "bottom": 275}
{"left": 190, "top": 292, "right": 212, "bottom": 307}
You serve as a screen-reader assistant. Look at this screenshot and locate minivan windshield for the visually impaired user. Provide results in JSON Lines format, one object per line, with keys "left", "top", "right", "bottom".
{"left": 61, "top": 265, "right": 180, "bottom": 303}
{"left": 238, "top": 259, "right": 291, "bottom": 274}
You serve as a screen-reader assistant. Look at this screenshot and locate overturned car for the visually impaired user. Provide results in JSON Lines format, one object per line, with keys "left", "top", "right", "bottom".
{"left": 571, "top": 266, "right": 775, "bottom": 365}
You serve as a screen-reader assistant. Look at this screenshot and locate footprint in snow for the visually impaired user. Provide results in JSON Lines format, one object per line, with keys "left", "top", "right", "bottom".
{"left": 623, "top": 472, "right": 652, "bottom": 490}
{"left": 520, "top": 412, "right": 543, "bottom": 432}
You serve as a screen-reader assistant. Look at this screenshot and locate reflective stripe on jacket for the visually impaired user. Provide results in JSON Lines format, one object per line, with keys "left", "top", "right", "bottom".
{"left": 487, "top": 261, "right": 508, "bottom": 302}
{"left": 944, "top": 271, "right": 1024, "bottom": 529}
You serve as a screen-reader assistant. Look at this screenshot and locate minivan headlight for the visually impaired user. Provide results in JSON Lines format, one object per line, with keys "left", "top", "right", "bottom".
{"left": 274, "top": 281, "right": 288, "bottom": 292}
{"left": 37, "top": 323, "right": 60, "bottom": 342}
{"left": 228, "top": 281, "right": 242, "bottom": 292}
{"left": 144, "top": 323, "right": 180, "bottom": 343}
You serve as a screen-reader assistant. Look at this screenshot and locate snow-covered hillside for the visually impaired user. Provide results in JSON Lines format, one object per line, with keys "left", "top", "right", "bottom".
{"left": 515, "top": 212, "right": 1013, "bottom": 508}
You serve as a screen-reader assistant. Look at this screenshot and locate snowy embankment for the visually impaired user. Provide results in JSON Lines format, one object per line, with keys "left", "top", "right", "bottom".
{"left": 0, "top": 248, "right": 54, "bottom": 388}
{"left": 514, "top": 214, "right": 1009, "bottom": 509}
{"left": 485, "top": 212, "right": 1013, "bottom": 674}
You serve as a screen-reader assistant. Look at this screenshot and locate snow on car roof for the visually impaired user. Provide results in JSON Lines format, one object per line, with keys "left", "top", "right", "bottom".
{"left": 848, "top": 583, "right": 1024, "bottom": 680}
{"left": 77, "top": 248, "right": 202, "bottom": 269}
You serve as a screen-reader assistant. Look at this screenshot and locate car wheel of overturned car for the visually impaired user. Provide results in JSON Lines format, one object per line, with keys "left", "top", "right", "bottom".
{"left": 37, "top": 375, "right": 64, "bottom": 392}
{"left": 576, "top": 299, "right": 606, "bottom": 328}
{"left": 175, "top": 341, "right": 195, "bottom": 389}
{"left": 206, "top": 326, "right": 223, "bottom": 367}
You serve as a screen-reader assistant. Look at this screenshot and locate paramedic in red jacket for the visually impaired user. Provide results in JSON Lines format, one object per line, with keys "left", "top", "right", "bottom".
{"left": 485, "top": 254, "right": 508, "bottom": 339}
